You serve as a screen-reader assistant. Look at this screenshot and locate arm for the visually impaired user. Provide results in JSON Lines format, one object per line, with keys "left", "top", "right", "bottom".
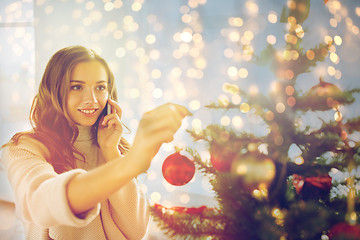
{"left": 66, "top": 149, "right": 142, "bottom": 215}
{"left": 67, "top": 102, "right": 191, "bottom": 215}
{"left": 1, "top": 139, "right": 100, "bottom": 227}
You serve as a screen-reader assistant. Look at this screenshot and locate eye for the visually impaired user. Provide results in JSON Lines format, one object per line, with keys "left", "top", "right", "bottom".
{"left": 70, "top": 85, "right": 82, "bottom": 90}
{"left": 97, "top": 85, "right": 107, "bottom": 91}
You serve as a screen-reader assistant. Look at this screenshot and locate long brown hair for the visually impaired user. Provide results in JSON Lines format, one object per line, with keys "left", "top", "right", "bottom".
{"left": 3, "top": 46, "right": 130, "bottom": 173}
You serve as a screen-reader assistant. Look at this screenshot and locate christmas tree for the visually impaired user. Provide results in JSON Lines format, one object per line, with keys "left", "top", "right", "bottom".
{"left": 151, "top": 0, "right": 360, "bottom": 239}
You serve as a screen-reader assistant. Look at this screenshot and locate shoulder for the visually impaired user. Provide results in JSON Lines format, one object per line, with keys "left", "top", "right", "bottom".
{"left": 2, "top": 132, "right": 50, "bottom": 160}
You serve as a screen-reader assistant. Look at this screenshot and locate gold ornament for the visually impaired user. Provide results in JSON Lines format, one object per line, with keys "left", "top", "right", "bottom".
{"left": 231, "top": 151, "right": 276, "bottom": 191}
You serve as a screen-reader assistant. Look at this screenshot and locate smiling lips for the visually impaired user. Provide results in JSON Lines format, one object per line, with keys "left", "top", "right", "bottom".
{"left": 78, "top": 109, "right": 98, "bottom": 116}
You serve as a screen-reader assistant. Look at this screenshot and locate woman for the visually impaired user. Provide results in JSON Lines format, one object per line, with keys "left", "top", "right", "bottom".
{"left": 1, "top": 46, "right": 190, "bottom": 239}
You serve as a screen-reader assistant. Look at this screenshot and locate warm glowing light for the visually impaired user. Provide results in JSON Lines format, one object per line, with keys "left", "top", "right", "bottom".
{"left": 276, "top": 102, "right": 285, "bottom": 113}
{"left": 114, "top": 0, "right": 123, "bottom": 8}
{"left": 244, "top": 31, "right": 254, "bottom": 41}
{"left": 195, "top": 57, "right": 207, "bottom": 69}
{"left": 268, "top": 11, "right": 278, "bottom": 23}
{"left": 334, "top": 111, "right": 342, "bottom": 122}
{"left": 115, "top": 47, "right": 126, "bottom": 58}
{"left": 131, "top": 2, "right": 142, "bottom": 12}
{"left": 330, "top": 18, "right": 338, "bottom": 28}
{"left": 182, "top": 14, "right": 192, "bottom": 23}
{"left": 334, "top": 36, "right": 342, "bottom": 45}
{"left": 247, "top": 143, "right": 257, "bottom": 152}
{"left": 245, "top": 1, "right": 259, "bottom": 14}
{"left": 104, "top": 2, "right": 114, "bottom": 11}
{"left": 192, "top": 33, "right": 203, "bottom": 43}
{"left": 232, "top": 95, "right": 242, "bottom": 105}
{"left": 227, "top": 66, "right": 238, "bottom": 79}
{"left": 150, "top": 192, "right": 161, "bottom": 202}
{"left": 229, "top": 31, "right": 240, "bottom": 42}
{"left": 189, "top": 100, "right": 201, "bottom": 111}
{"left": 265, "top": 111, "right": 274, "bottom": 121}
{"left": 238, "top": 68, "right": 248, "bottom": 78}
{"left": 129, "top": 88, "right": 140, "bottom": 98}
{"left": 151, "top": 69, "right": 161, "bottom": 79}
{"left": 285, "top": 69, "right": 294, "bottom": 80}
{"left": 288, "top": 16, "right": 297, "bottom": 25}
{"left": 285, "top": 85, "right": 295, "bottom": 95}
{"left": 295, "top": 24, "right": 304, "bottom": 38}
{"left": 145, "top": 34, "right": 156, "bottom": 44}
{"left": 324, "top": 35, "right": 333, "bottom": 45}
{"left": 334, "top": 70, "right": 342, "bottom": 80}
{"left": 113, "top": 30, "right": 123, "bottom": 39}
{"left": 267, "top": 35, "right": 276, "bottom": 45}
{"left": 293, "top": 156, "right": 304, "bottom": 165}
{"left": 180, "top": 5, "right": 190, "bottom": 14}
{"left": 171, "top": 67, "right": 182, "bottom": 78}
{"left": 192, "top": 118, "right": 202, "bottom": 130}
{"left": 180, "top": 194, "right": 190, "bottom": 204}
{"left": 356, "top": 7, "right": 360, "bottom": 17}
{"left": 149, "top": 49, "right": 160, "bottom": 60}
{"left": 352, "top": 26, "right": 359, "bottom": 35}
{"left": 228, "top": 17, "right": 244, "bottom": 27}
{"left": 285, "top": 34, "right": 297, "bottom": 45}
{"left": 218, "top": 95, "right": 230, "bottom": 107}
{"left": 221, "top": 116, "right": 231, "bottom": 126}
{"left": 328, "top": 66, "right": 336, "bottom": 76}
{"left": 224, "top": 48, "right": 234, "bottom": 58}
{"left": 240, "top": 103, "right": 250, "bottom": 113}
{"left": 181, "top": 31, "right": 192, "bottom": 43}
{"left": 306, "top": 50, "right": 315, "bottom": 60}
{"left": 330, "top": 52, "right": 339, "bottom": 64}
{"left": 232, "top": 116, "right": 243, "bottom": 129}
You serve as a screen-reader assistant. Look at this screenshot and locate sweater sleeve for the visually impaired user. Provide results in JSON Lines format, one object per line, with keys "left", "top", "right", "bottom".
{"left": 0, "top": 137, "right": 100, "bottom": 228}
{"left": 104, "top": 178, "right": 150, "bottom": 239}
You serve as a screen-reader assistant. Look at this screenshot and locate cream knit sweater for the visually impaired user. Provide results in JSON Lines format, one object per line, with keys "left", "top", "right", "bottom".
{"left": 1, "top": 126, "right": 150, "bottom": 240}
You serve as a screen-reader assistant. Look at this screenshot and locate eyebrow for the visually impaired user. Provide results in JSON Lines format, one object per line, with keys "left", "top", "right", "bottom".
{"left": 70, "top": 80, "right": 108, "bottom": 84}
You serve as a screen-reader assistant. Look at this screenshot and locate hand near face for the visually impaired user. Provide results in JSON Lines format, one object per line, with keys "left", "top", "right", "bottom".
{"left": 97, "top": 99, "right": 124, "bottom": 161}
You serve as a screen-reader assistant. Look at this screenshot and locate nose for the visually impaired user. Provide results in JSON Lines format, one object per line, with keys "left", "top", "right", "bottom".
{"left": 83, "top": 88, "right": 98, "bottom": 105}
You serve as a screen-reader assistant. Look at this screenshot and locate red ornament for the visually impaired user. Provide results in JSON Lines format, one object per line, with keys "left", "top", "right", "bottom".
{"left": 210, "top": 145, "right": 236, "bottom": 172}
{"left": 162, "top": 152, "right": 195, "bottom": 186}
{"left": 292, "top": 174, "right": 332, "bottom": 194}
{"left": 329, "top": 222, "right": 360, "bottom": 240}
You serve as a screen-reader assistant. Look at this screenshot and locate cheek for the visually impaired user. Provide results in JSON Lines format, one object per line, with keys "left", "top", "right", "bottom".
{"left": 65, "top": 93, "right": 79, "bottom": 113}
{"left": 98, "top": 93, "right": 109, "bottom": 108}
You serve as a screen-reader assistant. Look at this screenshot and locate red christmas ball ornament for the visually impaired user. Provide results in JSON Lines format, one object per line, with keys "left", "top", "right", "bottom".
{"left": 328, "top": 222, "right": 360, "bottom": 240}
{"left": 162, "top": 152, "right": 195, "bottom": 186}
{"left": 210, "top": 145, "right": 237, "bottom": 172}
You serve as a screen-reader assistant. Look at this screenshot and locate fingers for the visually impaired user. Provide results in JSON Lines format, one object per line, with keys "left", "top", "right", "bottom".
{"left": 168, "top": 103, "right": 192, "bottom": 117}
{"left": 138, "top": 103, "right": 192, "bottom": 142}
{"left": 107, "top": 99, "right": 123, "bottom": 119}
{"left": 101, "top": 113, "right": 123, "bottom": 130}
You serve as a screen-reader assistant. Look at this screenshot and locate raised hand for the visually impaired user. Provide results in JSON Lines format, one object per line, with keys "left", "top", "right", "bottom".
{"left": 128, "top": 103, "right": 192, "bottom": 174}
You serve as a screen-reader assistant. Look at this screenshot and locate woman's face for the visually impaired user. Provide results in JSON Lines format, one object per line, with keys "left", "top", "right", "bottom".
{"left": 66, "top": 61, "right": 109, "bottom": 126}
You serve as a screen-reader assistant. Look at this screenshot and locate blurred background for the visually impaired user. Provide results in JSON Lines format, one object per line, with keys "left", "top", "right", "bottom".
{"left": 0, "top": 0, "right": 359, "bottom": 239}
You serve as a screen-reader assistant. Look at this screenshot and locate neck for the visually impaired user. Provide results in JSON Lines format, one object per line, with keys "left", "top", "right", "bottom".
{"left": 76, "top": 125, "right": 94, "bottom": 141}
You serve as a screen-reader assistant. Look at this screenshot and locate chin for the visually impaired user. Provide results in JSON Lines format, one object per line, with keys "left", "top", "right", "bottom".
{"left": 76, "top": 119, "right": 98, "bottom": 127}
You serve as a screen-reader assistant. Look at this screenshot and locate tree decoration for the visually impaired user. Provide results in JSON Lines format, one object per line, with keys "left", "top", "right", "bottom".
{"left": 328, "top": 222, "right": 360, "bottom": 240}
{"left": 230, "top": 151, "right": 276, "bottom": 191}
{"left": 210, "top": 144, "right": 236, "bottom": 172}
{"left": 162, "top": 151, "right": 195, "bottom": 186}
{"left": 151, "top": 0, "right": 360, "bottom": 239}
